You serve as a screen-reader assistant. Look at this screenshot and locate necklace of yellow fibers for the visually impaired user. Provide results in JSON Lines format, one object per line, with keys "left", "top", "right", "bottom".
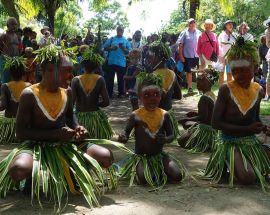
{"left": 134, "top": 107, "right": 166, "bottom": 134}
{"left": 78, "top": 73, "right": 100, "bottom": 95}
{"left": 31, "top": 84, "right": 67, "bottom": 120}
{"left": 204, "top": 91, "right": 216, "bottom": 102}
{"left": 227, "top": 80, "right": 260, "bottom": 115}
{"left": 154, "top": 68, "right": 175, "bottom": 92}
{"left": 7, "top": 80, "right": 28, "bottom": 102}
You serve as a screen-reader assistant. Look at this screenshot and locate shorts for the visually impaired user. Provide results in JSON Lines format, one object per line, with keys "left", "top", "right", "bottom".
{"left": 184, "top": 57, "right": 199, "bottom": 73}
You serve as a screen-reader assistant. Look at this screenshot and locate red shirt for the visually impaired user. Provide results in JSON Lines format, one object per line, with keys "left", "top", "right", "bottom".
{"left": 197, "top": 32, "right": 219, "bottom": 60}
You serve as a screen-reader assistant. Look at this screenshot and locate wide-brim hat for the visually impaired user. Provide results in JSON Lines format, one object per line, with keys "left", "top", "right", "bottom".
{"left": 201, "top": 19, "right": 216, "bottom": 31}
{"left": 263, "top": 16, "right": 270, "bottom": 27}
{"left": 41, "top": 26, "right": 50, "bottom": 34}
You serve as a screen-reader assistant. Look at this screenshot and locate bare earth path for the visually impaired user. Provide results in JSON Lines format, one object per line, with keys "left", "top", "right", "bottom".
{"left": 1, "top": 95, "right": 270, "bottom": 215}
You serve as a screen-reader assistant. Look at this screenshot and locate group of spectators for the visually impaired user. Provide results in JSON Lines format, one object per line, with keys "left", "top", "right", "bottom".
{"left": 0, "top": 16, "right": 270, "bottom": 100}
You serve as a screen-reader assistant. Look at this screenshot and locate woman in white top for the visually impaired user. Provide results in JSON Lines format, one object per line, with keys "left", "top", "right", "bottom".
{"left": 263, "top": 17, "right": 270, "bottom": 100}
{"left": 218, "top": 20, "right": 237, "bottom": 85}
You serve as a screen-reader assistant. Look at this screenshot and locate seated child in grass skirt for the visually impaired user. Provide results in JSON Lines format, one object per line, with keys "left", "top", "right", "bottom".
{"left": 71, "top": 47, "right": 113, "bottom": 139}
{"left": 0, "top": 44, "right": 115, "bottom": 212}
{"left": 118, "top": 72, "right": 185, "bottom": 189}
{"left": 202, "top": 37, "right": 270, "bottom": 191}
{"left": 178, "top": 69, "right": 218, "bottom": 153}
{"left": 0, "top": 56, "right": 31, "bottom": 144}
{"left": 148, "top": 41, "right": 182, "bottom": 140}
{"left": 124, "top": 48, "right": 143, "bottom": 111}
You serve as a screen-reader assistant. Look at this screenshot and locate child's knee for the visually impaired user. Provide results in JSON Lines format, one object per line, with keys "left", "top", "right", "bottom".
{"left": 87, "top": 145, "right": 114, "bottom": 169}
{"left": 8, "top": 157, "right": 33, "bottom": 181}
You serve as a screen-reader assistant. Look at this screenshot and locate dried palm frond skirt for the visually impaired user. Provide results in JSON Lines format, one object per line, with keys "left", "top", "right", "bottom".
{"left": 168, "top": 109, "right": 180, "bottom": 140}
{"left": 184, "top": 123, "right": 218, "bottom": 153}
{"left": 120, "top": 151, "right": 186, "bottom": 189}
{"left": 76, "top": 110, "right": 113, "bottom": 139}
{"left": 0, "top": 117, "right": 16, "bottom": 144}
{"left": 202, "top": 134, "right": 270, "bottom": 191}
{"left": 0, "top": 140, "right": 113, "bottom": 212}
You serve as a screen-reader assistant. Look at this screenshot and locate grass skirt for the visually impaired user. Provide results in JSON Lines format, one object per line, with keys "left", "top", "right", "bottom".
{"left": 168, "top": 109, "right": 180, "bottom": 140}
{"left": 76, "top": 110, "right": 113, "bottom": 139}
{"left": 202, "top": 134, "right": 270, "bottom": 191}
{"left": 120, "top": 151, "right": 186, "bottom": 189}
{"left": 185, "top": 123, "right": 217, "bottom": 153}
{"left": 0, "top": 141, "right": 109, "bottom": 212}
{"left": 0, "top": 117, "right": 16, "bottom": 144}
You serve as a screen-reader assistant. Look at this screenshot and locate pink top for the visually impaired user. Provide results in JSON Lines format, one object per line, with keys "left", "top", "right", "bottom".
{"left": 197, "top": 32, "right": 219, "bottom": 60}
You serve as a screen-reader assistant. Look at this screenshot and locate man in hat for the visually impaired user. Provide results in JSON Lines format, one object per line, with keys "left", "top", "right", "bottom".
{"left": 0, "top": 17, "right": 20, "bottom": 84}
{"left": 39, "top": 26, "right": 51, "bottom": 47}
{"left": 237, "top": 22, "right": 254, "bottom": 42}
{"left": 197, "top": 19, "right": 219, "bottom": 70}
{"left": 177, "top": 18, "right": 201, "bottom": 94}
{"left": 218, "top": 20, "right": 237, "bottom": 85}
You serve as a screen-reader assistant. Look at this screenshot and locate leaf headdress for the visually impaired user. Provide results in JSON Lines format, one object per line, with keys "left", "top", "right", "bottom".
{"left": 4, "top": 56, "right": 27, "bottom": 71}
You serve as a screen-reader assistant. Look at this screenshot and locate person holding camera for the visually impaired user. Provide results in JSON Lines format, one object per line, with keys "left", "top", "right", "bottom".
{"left": 103, "top": 26, "right": 131, "bottom": 98}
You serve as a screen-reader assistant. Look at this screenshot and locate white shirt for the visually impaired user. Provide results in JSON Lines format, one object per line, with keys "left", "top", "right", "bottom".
{"left": 218, "top": 31, "right": 237, "bottom": 57}
{"left": 240, "top": 33, "right": 254, "bottom": 42}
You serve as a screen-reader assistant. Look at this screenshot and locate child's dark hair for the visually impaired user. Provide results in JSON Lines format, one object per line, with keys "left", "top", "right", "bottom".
{"left": 9, "top": 64, "right": 24, "bottom": 81}
{"left": 81, "top": 59, "right": 99, "bottom": 71}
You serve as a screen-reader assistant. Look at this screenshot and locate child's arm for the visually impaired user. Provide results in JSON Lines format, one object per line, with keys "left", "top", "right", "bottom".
{"left": 98, "top": 77, "right": 110, "bottom": 107}
{"left": 0, "top": 85, "right": 7, "bottom": 111}
{"left": 156, "top": 113, "right": 174, "bottom": 145}
{"left": 118, "top": 114, "right": 135, "bottom": 143}
{"left": 212, "top": 85, "right": 265, "bottom": 134}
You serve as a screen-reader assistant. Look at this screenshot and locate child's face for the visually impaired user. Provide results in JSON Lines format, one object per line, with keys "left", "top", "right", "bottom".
{"left": 197, "top": 74, "right": 211, "bottom": 92}
{"left": 139, "top": 87, "right": 161, "bottom": 111}
{"left": 25, "top": 51, "right": 33, "bottom": 58}
{"left": 232, "top": 66, "right": 254, "bottom": 88}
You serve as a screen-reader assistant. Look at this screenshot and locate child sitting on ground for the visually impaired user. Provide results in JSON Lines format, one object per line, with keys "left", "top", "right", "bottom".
{"left": 178, "top": 68, "right": 218, "bottom": 153}
{"left": 118, "top": 72, "right": 185, "bottom": 188}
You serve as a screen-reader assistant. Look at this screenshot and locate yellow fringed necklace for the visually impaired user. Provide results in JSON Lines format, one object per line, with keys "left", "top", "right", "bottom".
{"left": 31, "top": 84, "right": 67, "bottom": 120}
{"left": 153, "top": 68, "right": 175, "bottom": 92}
{"left": 227, "top": 81, "right": 260, "bottom": 115}
{"left": 134, "top": 107, "right": 166, "bottom": 134}
{"left": 78, "top": 73, "right": 100, "bottom": 95}
{"left": 7, "top": 80, "right": 28, "bottom": 102}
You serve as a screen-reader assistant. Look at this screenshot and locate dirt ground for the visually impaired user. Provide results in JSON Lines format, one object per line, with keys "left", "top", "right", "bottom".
{"left": 1, "top": 95, "right": 270, "bottom": 215}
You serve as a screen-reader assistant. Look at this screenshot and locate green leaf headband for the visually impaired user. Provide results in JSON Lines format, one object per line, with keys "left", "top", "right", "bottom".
{"left": 136, "top": 71, "right": 163, "bottom": 89}
{"left": 225, "top": 36, "right": 259, "bottom": 66}
{"left": 149, "top": 41, "right": 171, "bottom": 61}
{"left": 81, "top": 46, "right": 105, "bottom": 67}
{"left": 4, "top": 56, "right": 27, "bottom": 71}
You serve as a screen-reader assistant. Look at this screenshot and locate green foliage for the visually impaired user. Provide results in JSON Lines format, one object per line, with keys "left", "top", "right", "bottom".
{"left": 54, "top": 2, "right": 83, "bottom": 38}
{"left": 163, "top": 0, "right": 269, "bottom": 38}
{"left": 136, "top": 72, "right": 163, "bottom": 90}
{"left": 33, "top": 43, "right": 78, "bottom": 64}
{"left": 4, "top": 55, "right": 27, "bottom": 71}
{"left": 81, "top": 46, "right": 105, "bottom": 67}
{"left": 149, "top": 41, "right": 171, "bottom": 60}
{"left": 225, "top": 36, "right": 259, "bottom": 64}
{"left": 84, "top": 0, "right": 129, "bottom": 34}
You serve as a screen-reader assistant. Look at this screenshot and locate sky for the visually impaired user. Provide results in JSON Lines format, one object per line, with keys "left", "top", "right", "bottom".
{"left": 79, "top": 0, "right": 179, "bottom": 36}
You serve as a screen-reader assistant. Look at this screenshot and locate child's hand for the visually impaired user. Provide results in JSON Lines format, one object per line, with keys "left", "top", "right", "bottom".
{"left": 155, "top": 134, "right": 167, "bottom": 146}
{"left": 118, "top": 134, "right": 128, "bottom": 144}
{"left": 74, "top": 126, "right": 89, "bottom": 141}
{"left": 248, "top": 122, "right": 266, "bottom": 134}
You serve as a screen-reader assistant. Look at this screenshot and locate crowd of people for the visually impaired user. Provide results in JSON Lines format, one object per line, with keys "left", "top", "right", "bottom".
{"left": 0, "top": 15, "right": 270, "bottom": 212}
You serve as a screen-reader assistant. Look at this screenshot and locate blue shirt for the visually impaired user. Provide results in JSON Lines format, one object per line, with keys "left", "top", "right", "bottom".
{"left": 103, "top": 36, "right": 131, "bottom": 67}
{"left": 177, "top": 29, "right": 201, "bottom": 58}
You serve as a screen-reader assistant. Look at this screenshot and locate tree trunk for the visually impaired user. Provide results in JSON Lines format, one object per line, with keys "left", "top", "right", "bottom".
{"left": 189, "top": 0, "right": 200, "bottom": 19}
{"left": 1, "top": 0, "right": 20, "bottom": 26}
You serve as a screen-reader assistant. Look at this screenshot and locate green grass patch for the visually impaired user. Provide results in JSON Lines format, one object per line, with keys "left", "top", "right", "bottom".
{"left": 260, "top": 101, "right": 270, "bottom": 116}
